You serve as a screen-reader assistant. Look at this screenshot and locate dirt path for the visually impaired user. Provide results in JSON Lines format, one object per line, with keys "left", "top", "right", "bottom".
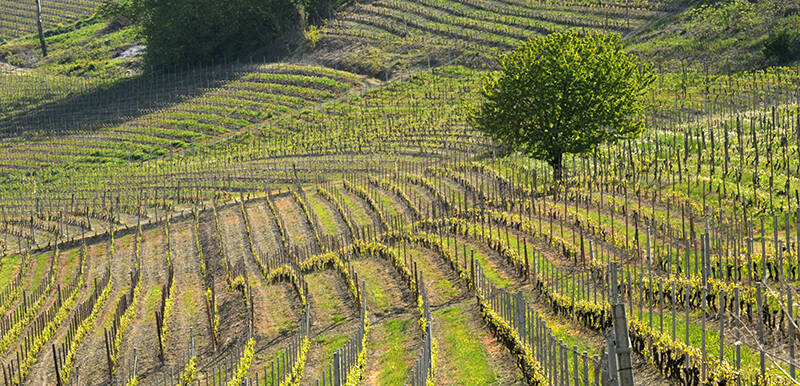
{"left": 69, "top": 232, "right": 136, "bottom": 385}
{"left": 23, "top": 240, "right": 111, "bottom": 383}
{"left": 244, "top": 201, "right": 282, "bottom": 255}
{"left": 240, "top": 225, "right": 301, "bottom": 371}
{"left": 115, "top": 227, "right": 166, "bottom": 385}
{"left": 218, "top": 207, "right": 249, "bottom": 279}
{"left": 197, "top": 211, "right": 248, "bottom": 360}
{"left": 274, "top": 195, "right": 317, "bottom": 252}
{"left": 160, "top": 220, "right": 212, "bottom": 370}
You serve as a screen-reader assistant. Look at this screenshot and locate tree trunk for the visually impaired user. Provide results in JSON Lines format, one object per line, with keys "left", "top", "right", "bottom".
{"left": 550, "top": 153, "right": 563, "bottom": 181}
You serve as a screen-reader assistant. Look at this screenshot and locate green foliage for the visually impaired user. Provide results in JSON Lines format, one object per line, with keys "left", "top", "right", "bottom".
{"left": 305, "top": 25, "right": 322, "bottom": 49}
{"left": 763, "top": 28, "right": 800, "bottom": 65}
{"left": 477, "top": 301, "right": 547, "bottom": 385}
{"left": 685, "top": 0, "right": 758, "bottom": 41}
{"left": 470, "top": 31, "right": 653, "bottom": 179}
{"left": 138, "top": 0, "right": 301, "bottom": 66}
{"left": 227, "top": 337, "right": 256, "bottom": 386}
{"left": 99, "top": 0, "right": 145, "bottom": 23}
{"left": 205, "top": 288, "right": 219, "bottom": 338}
{"left": 0, "top": 17, "right": 142, "bottom": 77}
{"left": 302, "top": 0, "right": 347, "bottom": 24}
{"left": 279, "top": 337, "right": 310, "bottom": 385}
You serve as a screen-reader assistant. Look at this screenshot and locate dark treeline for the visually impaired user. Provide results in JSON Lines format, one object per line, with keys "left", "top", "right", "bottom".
{"left": 101, "top": 0, "right": 346, "bottom": 66}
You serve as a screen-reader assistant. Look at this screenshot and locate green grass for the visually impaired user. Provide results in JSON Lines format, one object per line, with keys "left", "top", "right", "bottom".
{"left": 499, "top": 215, "right": 775, "bottom": 379}
{"left": 313, "top": 334, "right": 350, "bottom": 377}
{"left": 0, "top": 254, "right": 22, "bottom": 289}
{"left": 532, "top": 310, "right": 602, "bottom": 383}
{"left": 626, "top": 0, "right": 798, "bottom": 71}
{"left": 539, "top": 310, "right": 599, "bottom": 357}
{"left": 444, "top": 234, "right": 511, "bottom": 289}
{"left": 29, "top": 251, "right": 51, "bottom": 286}
{"left": 368, "top": 318, "right": 414, "bottom": 384}
{"left": 279, "top": 201, "right": 309, "bottom": 247}
{"left": 405, "top": 245, "right": 459, "bottom": 302}
{"left": 60, "top": 249, "right": 81, "bottom": 287}
{"left": 258, "top": 348, "right": 293, "bottom": 384}
{"left": 436, "top": 304, "right": 500, "bottom": 385}
{"left": 373, "top": 189, "right": 401, "bottom": 221}
{"left": 308, "top": 195, "right": 340, "bottom": 236}
{"left": 337, "top": 189, "right": 373, "bottom": 228}
{"left": 145, "top": 285, "right": 162, "bottom": 321}
{"left": 306, "top": 272, "right": 347, "bottom": 327}
{"left": 466, "top": 224, "right": 603, "bottom": 380}
{"left": 431, "top": 175, "right": 469, "bottom": 208}
{"left": 635, "top": 307, "right": 780, "bottom": 377}
{"left": 352, "top": 260, "right": 392, "bottom": 312}
{"left": 181, "top": 286, "right": 199, "bottom": 325}
{"left": 276, "top": 319, "right": 297, "bottom": 335}
{"left": 0, "top": 16, "right": 143, "bottom": 77}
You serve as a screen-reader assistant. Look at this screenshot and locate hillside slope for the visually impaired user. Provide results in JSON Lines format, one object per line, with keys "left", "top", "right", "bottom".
{"left": 302, "top": 0, "right": 676, "bottom": 76}
{"left": 627, "top": 0, "right": 800, "bottom": 70}
{"left": 0, "top": 2, "right": 799, "bottom": 385}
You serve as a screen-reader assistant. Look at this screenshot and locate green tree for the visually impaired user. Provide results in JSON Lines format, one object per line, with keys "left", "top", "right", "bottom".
{"left": 139, "top": 0, "right": 301, "bottom": 66}
{"left": 469, "top": 31, "right": 654, "bottom": 180}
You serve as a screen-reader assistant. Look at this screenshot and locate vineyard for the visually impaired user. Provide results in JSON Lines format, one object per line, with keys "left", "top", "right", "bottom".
{"left": 0, "top": 0, "right": 799, "bottom": 384}
{"left": 0, "top": 0, "right": 102, "bottom": 43}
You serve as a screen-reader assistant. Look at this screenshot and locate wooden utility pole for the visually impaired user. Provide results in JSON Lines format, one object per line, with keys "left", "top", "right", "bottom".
{"left": 34, "top": 0, "right": 48, "bottom": 57}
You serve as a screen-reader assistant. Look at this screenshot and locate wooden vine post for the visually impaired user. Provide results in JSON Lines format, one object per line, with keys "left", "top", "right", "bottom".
{"left": 155, "top": 310, "right": 164, "bottom": 362}
{"left": 609, "top": 262, "right": 634, "bottom": 386}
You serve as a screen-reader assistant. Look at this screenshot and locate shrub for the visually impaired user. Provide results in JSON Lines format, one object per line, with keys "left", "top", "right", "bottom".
{"left": 305, "top": 25, "right": 322, "bottom": 49}
{"left": 763, "top": 28, "right": 800, "bottom": 64}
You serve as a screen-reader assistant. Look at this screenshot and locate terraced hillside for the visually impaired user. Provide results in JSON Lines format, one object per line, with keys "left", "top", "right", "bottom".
{"left": 308, "top": 0, "right": 675, "bottom": 75}
{"left": 0, "top": 63, "right": 364, "bottom": 172}
{"left": 0, "top": 0, "right": 102, "bottom": 42}
{"left": 1, "top": 0, "right": 799, "bottom": 384}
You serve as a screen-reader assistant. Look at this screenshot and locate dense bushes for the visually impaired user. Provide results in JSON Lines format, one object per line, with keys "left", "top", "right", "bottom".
{"left": 101, "top": 0, "right": 347, "bottom": 66}
{"left": 140, "top": 0, "right": 300, "bottom": 66}
{"left": 763, "top": 28, "right": 800, "bottom": 64}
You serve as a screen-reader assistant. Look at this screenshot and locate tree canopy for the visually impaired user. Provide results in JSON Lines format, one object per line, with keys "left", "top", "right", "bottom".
{"left": 140, "top": 0, "right": 300, "bottom": 66}
{"left": 469, "top": 31, "right": 654, "bottom": 180}
{"left": 102, "top": 0, "right": 345, "bottom": 66}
